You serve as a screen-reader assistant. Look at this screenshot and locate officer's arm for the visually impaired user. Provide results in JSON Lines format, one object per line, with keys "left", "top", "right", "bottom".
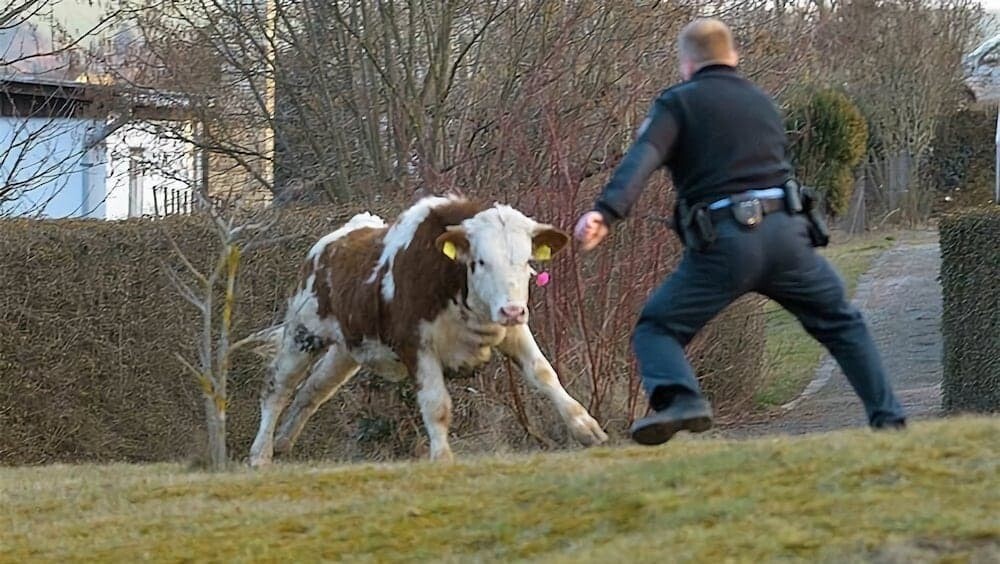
{"left": 592, "top": 98, "right": 679, "bottom": 227}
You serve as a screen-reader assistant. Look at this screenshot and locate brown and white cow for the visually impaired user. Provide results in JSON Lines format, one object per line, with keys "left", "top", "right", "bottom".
{"left": 248, "top": 194, "right": 608, "bottom": 466}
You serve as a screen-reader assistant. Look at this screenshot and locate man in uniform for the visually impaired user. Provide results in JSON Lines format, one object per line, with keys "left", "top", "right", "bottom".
{"left": 573, "top": 17, "right": 907, "bottom": 445}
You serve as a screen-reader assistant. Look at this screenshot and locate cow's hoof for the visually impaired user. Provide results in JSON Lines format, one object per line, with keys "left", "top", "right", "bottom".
{"left": 429, "top": 448, "right": 455, "bottom": 463}
{"left": 248, "top": 454, "right": 272, "bottom": 469}
{"left": 273, "top": 436, "right": 292, "bottom": 456}
{"left": 570, "top": 414, "right": 609, "bottom": 446}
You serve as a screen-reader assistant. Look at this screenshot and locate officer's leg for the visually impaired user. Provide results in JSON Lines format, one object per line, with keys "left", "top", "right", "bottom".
{"left": 761, "top": 235, "right": 906, "bottom": 428}
{"left": 630, "top": 245, "right": 746, "bottom": 444}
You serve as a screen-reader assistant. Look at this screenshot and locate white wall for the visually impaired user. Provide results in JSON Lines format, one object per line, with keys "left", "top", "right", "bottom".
{"left": 103, "top": 120, "right": 197, "bottom": 220}
{"left": 0, "top": 116, "right": 197, "bottom": 220}
{"left": 0, "top": 117, "right": 106, "bottom": 218}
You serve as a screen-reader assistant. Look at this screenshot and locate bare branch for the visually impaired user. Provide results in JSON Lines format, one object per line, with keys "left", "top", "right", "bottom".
{"left": 173, "top": 351, "right": 204, "bottom": 381}
{"left": 161, "top": 264, "right": 209, "bottom": 313}
{"left": 0, "top": 1, "right": 46, "bottom": 30}
{"left": 162, "top": 229, "right": 210, "bottom": 288}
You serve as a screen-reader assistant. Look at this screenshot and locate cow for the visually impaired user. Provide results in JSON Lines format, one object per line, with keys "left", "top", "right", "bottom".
{"left": 248, "top": 194, "right": 608, "bottom": 467}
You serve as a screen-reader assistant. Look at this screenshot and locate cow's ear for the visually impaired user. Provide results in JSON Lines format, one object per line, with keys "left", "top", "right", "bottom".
{"left": 435, "top": 226, "right": 470, "bottom": 262}
{"left": 531, "top": 224, "right": 570, "bottom": 261}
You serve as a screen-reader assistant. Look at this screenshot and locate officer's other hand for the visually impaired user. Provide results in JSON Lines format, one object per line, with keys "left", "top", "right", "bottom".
{"left": 574, "top": 211, "right": 609, "bottom": 251}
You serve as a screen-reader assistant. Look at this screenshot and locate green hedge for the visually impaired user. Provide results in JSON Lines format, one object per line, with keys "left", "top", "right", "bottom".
{"left": 939, "top": 207, "right": 1000, "bottom": 413}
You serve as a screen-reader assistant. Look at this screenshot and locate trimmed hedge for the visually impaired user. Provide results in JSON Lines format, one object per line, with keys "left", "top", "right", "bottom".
{"left": 939, "top": 207, "right": 1000, "bottom": 413}
{"left": 929, "top": 105, "right": 998, "bottom": 209}
{"left": 0, "top": 204, "right": 764, "bottom": 465}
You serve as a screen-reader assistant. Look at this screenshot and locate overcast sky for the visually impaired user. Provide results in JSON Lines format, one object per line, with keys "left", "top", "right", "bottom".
{"left": 36, "top": 0, "right": 106, "bottom": 35}
{"left": 32, "top": 0, "right": 1000, "bottom": 39}
{"left": 56, "top": 1, "right": 106, "bottom": 31}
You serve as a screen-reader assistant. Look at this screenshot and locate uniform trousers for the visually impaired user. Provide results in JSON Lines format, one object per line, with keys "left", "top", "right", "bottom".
{"left": 633, "top": 208, "right": 906, "bottom": 427}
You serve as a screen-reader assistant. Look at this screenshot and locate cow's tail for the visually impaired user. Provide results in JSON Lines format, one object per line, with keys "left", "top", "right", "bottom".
{"left": 242, "top": 324, "right": 285, "bottom": 358}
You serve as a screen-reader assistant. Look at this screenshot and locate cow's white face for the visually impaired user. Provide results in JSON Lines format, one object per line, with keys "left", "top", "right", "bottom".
{"left": 435, "top": 205, "right": 569, "bottom": 326}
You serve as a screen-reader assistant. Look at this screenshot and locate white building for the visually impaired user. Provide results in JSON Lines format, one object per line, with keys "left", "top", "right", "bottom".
{"left": 0, "top": 76, "right": 201, "bottom": 220}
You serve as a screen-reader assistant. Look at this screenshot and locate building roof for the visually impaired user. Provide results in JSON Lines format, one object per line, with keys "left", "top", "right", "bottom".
{"left": 0, "top": 73, "right": 193, "bottom": 120}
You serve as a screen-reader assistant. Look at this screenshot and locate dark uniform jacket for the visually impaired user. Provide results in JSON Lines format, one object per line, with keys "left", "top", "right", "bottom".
{"left": 593, "top": 64, "right": 793, "bottom": 227}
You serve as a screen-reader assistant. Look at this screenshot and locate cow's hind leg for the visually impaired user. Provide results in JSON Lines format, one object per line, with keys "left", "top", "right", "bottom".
{"left": 249, "top": 330, "right": 323, "bottom": 467}
{"left": 274, "top": 345, "right": 360, "bottom": 456}
{"left": 499, "top": 325, "right": 608, "bottom": 447}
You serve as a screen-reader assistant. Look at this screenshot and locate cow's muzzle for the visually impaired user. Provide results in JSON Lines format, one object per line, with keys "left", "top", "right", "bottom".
{"left": 498, "top": 304, "right": 528, "bottom": 325}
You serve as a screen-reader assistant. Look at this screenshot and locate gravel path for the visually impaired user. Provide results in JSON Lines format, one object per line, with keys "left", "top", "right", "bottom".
{"left": 722, "top": 230, "right": 943, "bottom": 438}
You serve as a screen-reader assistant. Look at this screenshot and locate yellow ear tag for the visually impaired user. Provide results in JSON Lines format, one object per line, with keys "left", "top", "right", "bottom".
{"left": 533, "top": 244, "right": 552, "bottom": 261}
{"left": 442, "top": 240, "right": 458, "bottom": 260}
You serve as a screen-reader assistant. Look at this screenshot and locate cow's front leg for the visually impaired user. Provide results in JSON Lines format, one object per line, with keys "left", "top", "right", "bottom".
{"left": 413, "top": 351, "right": 454, "bottom": 461}
{"left": 499, "top": 325, "right": 608, "bottom": 447}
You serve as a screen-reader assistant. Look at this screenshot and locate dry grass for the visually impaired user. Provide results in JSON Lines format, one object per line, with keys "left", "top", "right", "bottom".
{"left": 2, "top": 416, "right": 997, "bottom": 563}
{"left": 755, "top": 231, "right": 901, "bottom": 408}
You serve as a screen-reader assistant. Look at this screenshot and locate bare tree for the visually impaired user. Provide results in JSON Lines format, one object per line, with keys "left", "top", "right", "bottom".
{"left": 163, "top": 190, "right": 290, "bottom": 470}
{"left": 817, "top": 0, "right": 984, "bottom": 223}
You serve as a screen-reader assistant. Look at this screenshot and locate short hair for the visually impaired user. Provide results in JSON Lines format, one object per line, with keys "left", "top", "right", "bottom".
{"left": 677, "top": 18, "right": 736, "bottom": 66}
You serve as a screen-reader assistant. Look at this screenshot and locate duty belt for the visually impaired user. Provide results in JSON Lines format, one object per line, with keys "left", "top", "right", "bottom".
{"left": 669, "top": 180, "right": 828, "bottom": 250}
{"left": 705, "top": 187, "right": 787, "bottom": 225}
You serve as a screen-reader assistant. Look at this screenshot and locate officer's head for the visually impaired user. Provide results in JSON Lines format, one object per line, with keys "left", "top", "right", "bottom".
{"left": 677, "top": 18, "right": 739, "bottom": 81}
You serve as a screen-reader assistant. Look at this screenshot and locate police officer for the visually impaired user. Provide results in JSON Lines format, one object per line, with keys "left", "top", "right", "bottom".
{"left": 573, "top": 17, "right": 907, "bottom": 445}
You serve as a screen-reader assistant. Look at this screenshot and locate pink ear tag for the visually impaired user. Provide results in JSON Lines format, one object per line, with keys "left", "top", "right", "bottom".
{"left": 535, "top": 271, "right": 551, "bottom": 287}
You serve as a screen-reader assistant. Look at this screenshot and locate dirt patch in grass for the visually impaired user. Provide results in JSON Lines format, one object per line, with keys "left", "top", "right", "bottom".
{"left": 1, "top": 416, "right": 996, "bottom": 562}
{"left": 755, "top": 231, "right": 899, "bottom": 408}
{"left": 864, "top": 537, "right": 1000, "bottom": 564}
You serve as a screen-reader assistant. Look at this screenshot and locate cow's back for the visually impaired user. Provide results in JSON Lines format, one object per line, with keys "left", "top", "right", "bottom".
{"left": 305, "top": 226, "right": 386, "bottom": 349}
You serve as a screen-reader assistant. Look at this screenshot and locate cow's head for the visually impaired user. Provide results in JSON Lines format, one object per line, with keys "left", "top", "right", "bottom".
{"left": 435, "top": 205, "right": 569, "bottom": 326}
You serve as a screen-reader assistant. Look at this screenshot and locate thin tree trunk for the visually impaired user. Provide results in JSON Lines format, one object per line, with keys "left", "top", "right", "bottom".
{"left": 845, "top": 172, "right": 866, "bottom": 235}
{"left": 204, "top": 395, "right": 227, "bottom": 467}
{"left": 886, "top": 149, "right": 912, "bottom": 214}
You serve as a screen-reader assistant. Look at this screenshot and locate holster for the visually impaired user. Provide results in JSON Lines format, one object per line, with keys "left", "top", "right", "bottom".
{"left": 674, "top": 198, "right": 716, "bottom": 252}
{"left": 796, "top": 182, "right": 830, "bottom": 248}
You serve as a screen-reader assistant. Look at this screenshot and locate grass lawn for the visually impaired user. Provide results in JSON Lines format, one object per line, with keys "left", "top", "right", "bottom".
{"left": 754, "top": 231, "right": 900, "bottom": 408}
{"left": 2, "top": 416, "right": 997, "bottom": 562}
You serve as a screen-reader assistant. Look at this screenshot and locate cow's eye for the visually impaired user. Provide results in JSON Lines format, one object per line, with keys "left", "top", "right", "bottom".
{"left": 477, "top": 259, "right": 485, "bottom": 267}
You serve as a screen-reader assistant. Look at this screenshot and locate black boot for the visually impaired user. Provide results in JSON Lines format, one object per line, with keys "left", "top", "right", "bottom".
{"left": 873, "top": 417, "right": 907, "bottom": 431}
{"left": 630, "top": 394, "right": 713, "bottom": 446}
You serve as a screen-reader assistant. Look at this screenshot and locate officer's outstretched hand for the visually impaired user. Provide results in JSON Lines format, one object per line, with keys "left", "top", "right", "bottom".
{"left": 574, "top": 211, "right": 609, "bottom": 251}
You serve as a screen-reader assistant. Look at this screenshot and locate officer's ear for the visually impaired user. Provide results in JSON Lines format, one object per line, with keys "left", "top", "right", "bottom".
{"left": 679, "top": 57, "right": 695, "bottom": 80}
